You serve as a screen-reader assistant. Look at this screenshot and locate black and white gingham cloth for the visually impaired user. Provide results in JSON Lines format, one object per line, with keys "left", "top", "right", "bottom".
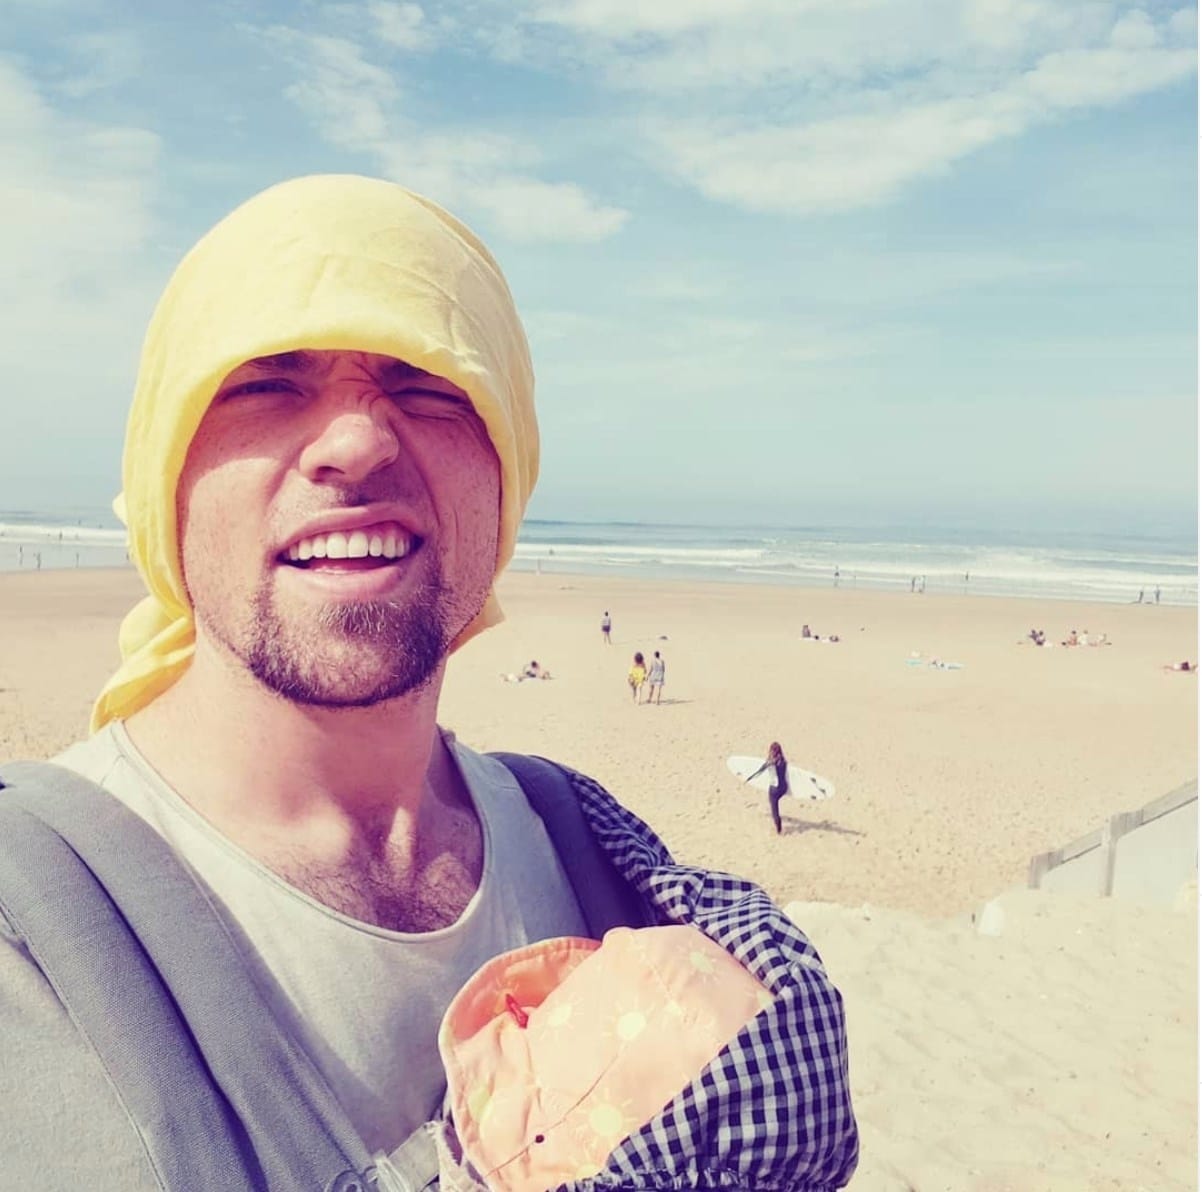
{"left": 560, "top": 770, "right": 859, "bottom": 1192}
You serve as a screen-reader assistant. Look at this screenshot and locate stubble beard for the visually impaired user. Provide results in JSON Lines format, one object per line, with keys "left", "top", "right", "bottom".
{"left": 223, "top": 570, "right": 455, "bottom": 708}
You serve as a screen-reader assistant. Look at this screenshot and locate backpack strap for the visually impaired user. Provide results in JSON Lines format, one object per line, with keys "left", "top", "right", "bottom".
{"left": 488, "top": 753, "right": 649, "bottom": 937}
{"left": 0, "top": 761, "right": 377, "bottom": 1192}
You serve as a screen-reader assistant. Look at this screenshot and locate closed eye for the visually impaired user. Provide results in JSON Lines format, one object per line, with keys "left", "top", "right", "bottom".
{"left": 217, "top": 378, "right": 302, "bottom": 401}
{"left": 389, "top": 387, "right": 475, "bottom": 418}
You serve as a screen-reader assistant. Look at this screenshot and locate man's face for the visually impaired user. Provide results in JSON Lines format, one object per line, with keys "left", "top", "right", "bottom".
{"left": 177, "top": 349, "right": 501, "bottom": 707}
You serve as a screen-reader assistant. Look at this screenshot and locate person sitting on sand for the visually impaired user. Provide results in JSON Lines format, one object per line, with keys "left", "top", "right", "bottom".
{"left": 646, "top": 650, "right": 666, "bottom": 704}
{"left": 801, "top": 624, "right": 813, "bottom": 638}
{"left": 745, "top": 742, "right": 790, "bottom": 835}
{"left": 1062, "top": 629, "right": 1080, "bottom": 647}
{"left": 522, "top": 660, "right": 552, "bottom": 680}
{"left": 627, "top": 651, "right": 647, "bottom": 702}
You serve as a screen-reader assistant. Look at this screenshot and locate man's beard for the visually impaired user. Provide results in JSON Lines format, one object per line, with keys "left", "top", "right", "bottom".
{"left": 215, "top": 573, "right": 454, "bottom": 708}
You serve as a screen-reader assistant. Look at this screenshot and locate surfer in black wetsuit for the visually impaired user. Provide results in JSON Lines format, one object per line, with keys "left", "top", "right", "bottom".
{"left": 746, "top": 741, "right": 789, "bottom": 834}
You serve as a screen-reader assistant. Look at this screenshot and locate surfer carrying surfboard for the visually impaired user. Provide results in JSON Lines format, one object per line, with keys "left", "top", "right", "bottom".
{"left": 746, "top": 741, "right": 790, "bottom": 834}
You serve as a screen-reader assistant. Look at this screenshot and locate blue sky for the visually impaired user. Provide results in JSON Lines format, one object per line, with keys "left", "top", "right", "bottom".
{"left": 1, "top": 0, "right": 1197, "bottom": 535}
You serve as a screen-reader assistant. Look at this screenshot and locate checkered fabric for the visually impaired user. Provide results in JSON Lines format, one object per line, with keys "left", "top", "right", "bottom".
{"left": 559, "top": 770, "right": 859, "bottom": 1192}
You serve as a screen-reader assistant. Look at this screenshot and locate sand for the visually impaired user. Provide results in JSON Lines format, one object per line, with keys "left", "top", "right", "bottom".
{"left": 0, "top": 565, "right": 1196, "bottom": 1189}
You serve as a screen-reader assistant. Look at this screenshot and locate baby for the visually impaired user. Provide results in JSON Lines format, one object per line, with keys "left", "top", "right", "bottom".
{"left": 381, "top": 925, "right": 773, "bottom": 1191}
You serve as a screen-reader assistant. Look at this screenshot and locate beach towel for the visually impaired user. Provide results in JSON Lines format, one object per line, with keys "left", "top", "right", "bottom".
{"left": 92, "top": 174, "right": 537, "bottom": 731}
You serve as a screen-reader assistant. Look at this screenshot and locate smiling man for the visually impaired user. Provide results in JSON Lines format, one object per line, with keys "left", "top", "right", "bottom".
{"left": 0, "top": 176, "right": 857, "bottom": 1191}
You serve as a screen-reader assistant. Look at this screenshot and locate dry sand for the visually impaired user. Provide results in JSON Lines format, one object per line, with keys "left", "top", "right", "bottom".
{"left": 0, "top": 566, "right": 1196, "bottom": 1189}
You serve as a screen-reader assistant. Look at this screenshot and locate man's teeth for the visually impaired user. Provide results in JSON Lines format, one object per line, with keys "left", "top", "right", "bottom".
{"left": 287, "top": 525, "right": 411, "bottom": 562}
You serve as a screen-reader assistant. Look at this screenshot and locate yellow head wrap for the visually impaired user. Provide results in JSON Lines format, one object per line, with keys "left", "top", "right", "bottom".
{"left": 91, "top": 174, "right": 537, "bottom": 731}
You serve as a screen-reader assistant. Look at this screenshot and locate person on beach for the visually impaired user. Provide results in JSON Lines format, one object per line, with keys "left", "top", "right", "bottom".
{"left": 0, "top": 177, "right": 856, "bottom": 1191}
{"left": 646, "top": 649, "right": 666, "bottom": 704}
{"left": 601, "top": 609, "right": 612, "bottom": 643}
{"left": 628, "top": 650, "right": 648, "bottom": 702}
{"left": 746, "top": 741, "right": 791, "bottom": 835}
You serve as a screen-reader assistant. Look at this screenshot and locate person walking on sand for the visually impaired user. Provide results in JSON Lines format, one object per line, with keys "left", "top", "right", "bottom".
{"left": 628, "top": 651, "right": 647, "bottom": 703}
{"left": 746, "top": 742, "right": 790, "bottom": 835}
{"left": 601, "top": 609, "right": 612, "bottom": 644}
{"left": 646, "top": 650, "right": 666, "bottom": 705}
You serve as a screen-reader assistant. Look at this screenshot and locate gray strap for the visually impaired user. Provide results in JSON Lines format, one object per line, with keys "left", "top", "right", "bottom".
{"left": 488, "top": 753, "right": 648, "bottom": 937}
{"left": 0, "top": 761, "right": 376, "bottom": 1192}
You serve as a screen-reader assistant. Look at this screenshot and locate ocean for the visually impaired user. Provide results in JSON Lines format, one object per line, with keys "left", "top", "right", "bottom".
{"left": 0, "top": 508, "right": 1196, "bottom": 606}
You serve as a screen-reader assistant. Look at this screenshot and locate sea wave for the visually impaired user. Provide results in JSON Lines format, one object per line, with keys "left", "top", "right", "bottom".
{"left": 0, "top": 522, "right": 126, "bottom": 545}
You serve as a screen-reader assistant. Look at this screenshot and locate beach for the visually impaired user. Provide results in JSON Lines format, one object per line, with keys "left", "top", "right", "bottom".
{"left": 1, "top": 566, "right": 1196, "bottom": 1188}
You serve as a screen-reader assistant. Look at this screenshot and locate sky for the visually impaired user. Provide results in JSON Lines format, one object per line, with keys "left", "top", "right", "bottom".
{"left": 1, "top": 0, "right": 1197, "bottom": 536}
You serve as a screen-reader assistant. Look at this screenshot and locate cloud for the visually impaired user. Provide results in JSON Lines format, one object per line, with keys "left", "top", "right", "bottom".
{"left": 56, "top": 30, "right": 142, "bottom": 98}
{"left": 0, "top": 57, "right": 159, "bottom": 293}
{"left": 459, "top": 1, "right": 1196, "bottom": 217}
{"left": 248, "top": 19, "right": 628, "bottom": 243}
{"left": 367, "top": 1, "right": 432, "bottom": 50}
{"left": 527, "top": 0, "right": 761, "bottom": 38}
{"left": 256, "top": 28, "right": 398, "bottom": 149}
{"left": 0, "top": 56, "right": 163, "bottom": 489}
{"left": 639, "top": 9, "right": 1197, "bottom": 216}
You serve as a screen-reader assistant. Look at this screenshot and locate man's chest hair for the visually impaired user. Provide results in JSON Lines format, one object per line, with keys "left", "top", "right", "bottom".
{"left": 271, "top": 849, "right": 480, "bottom": 933}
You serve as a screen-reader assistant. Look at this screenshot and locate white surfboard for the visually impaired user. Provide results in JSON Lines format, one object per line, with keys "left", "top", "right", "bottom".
{"left": 726, "top": 755, "right": 835, "bottom": 801}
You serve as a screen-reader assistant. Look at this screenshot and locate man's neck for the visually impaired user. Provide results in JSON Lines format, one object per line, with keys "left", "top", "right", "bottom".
{"left": 123, "top": 652, "right": 483, "bottom": 931}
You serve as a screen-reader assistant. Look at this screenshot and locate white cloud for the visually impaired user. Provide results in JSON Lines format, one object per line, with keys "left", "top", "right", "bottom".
{"left": 56, "top": 30, "right": 142, "bottom": 98}
{"left": 367, "top": 1, "right": 431, "bottom": 50}
{"left": 248, "top": 21, "right": 629, "bottom": 242}
{"left": 646, "top": 96, "right": 1024, "bottom": 215}
{"left": 0, "top": 57, "right": 162, "bottom": 484}
{"left": 445, "top": 1, "right": 1195, "bottom": 217}
{"left": 1020, "top": 40, "right": 1196, "bottom": 109}
{"left": 639, "top": 8, "right": 1197, "bottom": 215}
{"left": 528, "top": 0, "right": 763, "bottom": 37}
{"left": 0, "top": 58, "right": 159, "bottom": 286}
{"left": 1167, "top": 6, "right": 1197, "bottom": 40}
{"left": 257, "top": 28, "right": 398, "bottom": 149}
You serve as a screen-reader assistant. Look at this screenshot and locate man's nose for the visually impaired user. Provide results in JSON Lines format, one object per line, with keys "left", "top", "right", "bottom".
{"left": 298, "top": 392, "right": 401, "bottom": 484}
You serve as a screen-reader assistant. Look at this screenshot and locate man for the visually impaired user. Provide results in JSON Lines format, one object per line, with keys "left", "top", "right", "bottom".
{"left": 0, "top": 176, "right": 856, "bottom": 1190}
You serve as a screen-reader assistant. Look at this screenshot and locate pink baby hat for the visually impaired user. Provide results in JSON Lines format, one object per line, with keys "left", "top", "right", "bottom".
{"left": 437, "top": 925, "right": 773, "bottom": 1190}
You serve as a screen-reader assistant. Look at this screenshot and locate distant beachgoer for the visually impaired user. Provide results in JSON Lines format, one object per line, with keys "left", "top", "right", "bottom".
{"left": 801, "top": 624, "right": 813, "bottom": 638}
{"left": 523, "top": 660, "right": 552, "bottom": 680}
{"left": 910, "top": 577, "right": 916, "bottom": 593}
{"left": 1137, "top": 589, "right": 1145, "bottom": 604}
{"left": 628, "top": 651, "right": 647, "bottom": 702}
{"left": 646, "top": 651, "right": 666, "bottom": 704}
{"left": 1155, "top": 586, "right": 1161, "bottom": 604}
{"left": 745, "top": 742, "right": 790, "bottom": 835}
{"left": 601, "top": 610, "right": 612, "bottom": 644}
{"left": 1163, "top": 660, "right": 1194, "bottom": 672}
{"left": 833, "top": 566, "right": 840, "bottom": 587}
